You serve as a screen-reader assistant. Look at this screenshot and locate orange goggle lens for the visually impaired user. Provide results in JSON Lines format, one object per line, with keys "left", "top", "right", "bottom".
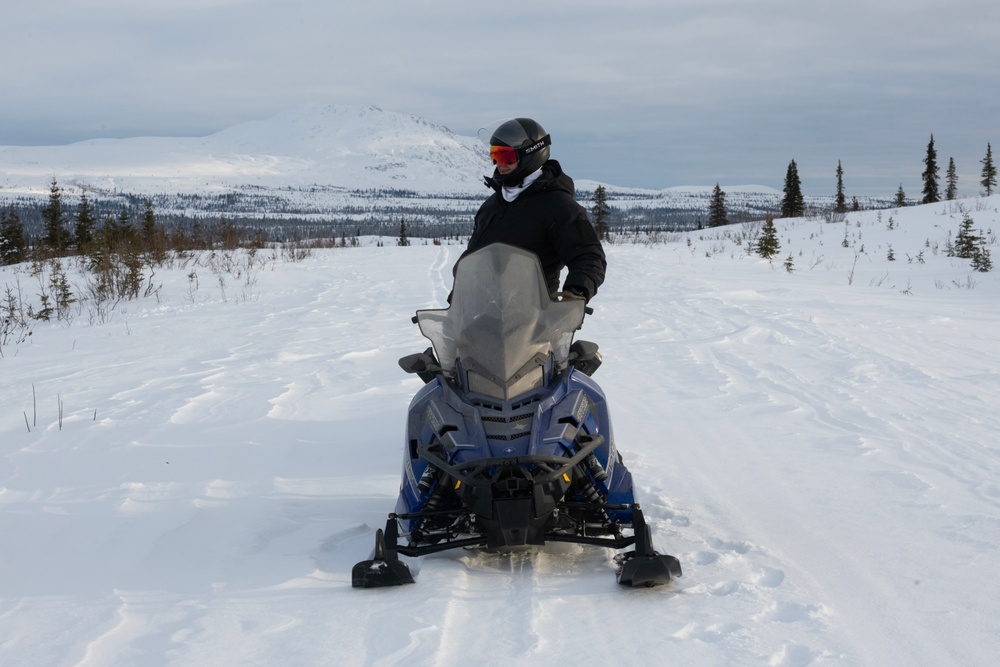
{"left": 490, "top": 145, "right": 519, "bottom": 166}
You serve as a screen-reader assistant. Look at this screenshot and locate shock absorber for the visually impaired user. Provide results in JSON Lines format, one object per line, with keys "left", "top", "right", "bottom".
{"left": 573, "top": 440, "right": 619, "bottom": 537}
{"left": 573, "top": 433, "right": 608, "bottom": 484}
{"left": 422, "top": 473, "right": 451, "bottom": 514}
{"left": 411, "top": 464, "right": 454, "bottom": 543}
{"left": 417, "top": 464, "right": 439, "bottom": 495}
{"left": 574, "top": 436, "right": 609, "bottom": 485}
{"left": 583, "top": 451, "right": 608, "bottom": 484}
{"left": 575, "top": 474, "right": 619, "bottom": 537}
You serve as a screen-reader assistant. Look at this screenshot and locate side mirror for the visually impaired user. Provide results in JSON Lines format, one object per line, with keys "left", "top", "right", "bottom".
{"left": 569, "top": 340, "right": 602, "bottom": 377}
{"left": 570, "top": 340, "right": 599, "bottom": 360}
{"left": 398, "top": 351, "right": 442, "bottom": 383}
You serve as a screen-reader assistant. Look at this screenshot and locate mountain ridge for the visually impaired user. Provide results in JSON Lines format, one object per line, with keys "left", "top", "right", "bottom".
{"left": 0, "top": 105, "right": 890, "bottom": 226}
{"left": 1, "top": 105, "right": 786, "bottom": 197}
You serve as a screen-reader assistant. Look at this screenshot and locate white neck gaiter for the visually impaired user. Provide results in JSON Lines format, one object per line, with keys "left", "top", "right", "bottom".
{"left": 502, "top": 168, "right": 544, "bottom": 202}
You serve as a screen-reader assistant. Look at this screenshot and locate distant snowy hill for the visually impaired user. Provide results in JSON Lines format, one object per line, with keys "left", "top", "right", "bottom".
{"left": 0, "top": 105, "right": 488, "bottom": 196}
{"left": 0, "top": 105, "right": 890, "bottom": 227}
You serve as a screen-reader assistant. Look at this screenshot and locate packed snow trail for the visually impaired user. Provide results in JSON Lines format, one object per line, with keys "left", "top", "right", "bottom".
{"left": 590, "top": 244, "right": 1000, "bottom": 667}
{"left": 2, "top": 201, "right": 999, "bottom": 666}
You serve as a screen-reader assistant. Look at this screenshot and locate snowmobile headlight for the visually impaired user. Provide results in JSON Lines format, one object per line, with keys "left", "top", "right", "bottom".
{"left": 467, "top": 365, "right": 544, "bottom": 401}
{"left": 506, "top": 365, "right": 544, "bottom": 400}
{"left": 467, "top": 370, "right": 505, "bottom": 399}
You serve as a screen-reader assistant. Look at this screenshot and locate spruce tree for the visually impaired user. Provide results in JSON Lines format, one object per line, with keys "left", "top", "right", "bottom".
{"left": 921, "top": 134, "right": 940, "bottom": 204}
{"left": 894, "top": 184, "right": 907, "bottom": 207}
{"left": 397, "top": 218, "right": 410, "bottom": 246}
{"left": 590, "top": 185, "right": 611, "bottom": 239}
{"left": 835, "top": 160, "right": 847, "bottom": 213}
{"left": 982, "top": 143, "right": 997, "bottom": 196}
{"left": 708, "top": 183, "right": 728, "bottom": 227}
{"left": 972, "top": 240, "right": 993, "bottom": 272}
{"left": 780, "top": 160, "right": 804, "bottom": 218}
{"left": 116, "top": 207, "right": 136, "bottom": 248}
{"left": 41, "top": 178, "right": 68, "bottom": 254}
{"left": 954, "top": 213, "right": 979, "bottom": 259}
{"left": 756, "top": 217, "right": 781, "bottom": 259}
{"left": 0, "top": 206, "right": 28, "bottom": 266}
{"left": 141, "top": 199, "right": 156, "bottom": 246}
{"left": 74, "top": 191, "right": 97, "bottom": 251}
{"left": 945, "top": 157, "right": 958, "bottom": 201}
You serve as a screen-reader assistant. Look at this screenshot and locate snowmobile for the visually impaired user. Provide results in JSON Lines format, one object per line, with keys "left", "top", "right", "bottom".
{"left": 352, "top": 244, "right": 681, "bottom": 589}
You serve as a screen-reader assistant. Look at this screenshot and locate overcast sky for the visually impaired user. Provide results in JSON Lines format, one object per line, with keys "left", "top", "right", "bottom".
{"left": 3, "top": 0, "right": 998, "bottom": 195}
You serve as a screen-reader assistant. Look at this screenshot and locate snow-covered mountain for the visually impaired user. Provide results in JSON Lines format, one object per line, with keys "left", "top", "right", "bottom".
{"left": 0, "top": 105, "right": 489, "bottom": 197}
{"left": 0, "top": 105, "right": 890, "bottom": 227}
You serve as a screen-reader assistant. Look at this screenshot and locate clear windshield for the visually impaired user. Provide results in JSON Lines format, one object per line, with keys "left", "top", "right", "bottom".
{"left": 416, "top": 244, "right": 585, "bottom": 384}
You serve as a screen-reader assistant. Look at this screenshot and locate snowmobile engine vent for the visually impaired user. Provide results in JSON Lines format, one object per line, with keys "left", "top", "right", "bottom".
{"left": 482, "top": 411, "right": 534, "bottom": 441}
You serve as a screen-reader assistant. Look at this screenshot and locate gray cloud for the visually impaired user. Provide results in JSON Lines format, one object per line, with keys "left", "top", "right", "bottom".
{"left": 2, "top": 0, "right": 998, "bottom": 195}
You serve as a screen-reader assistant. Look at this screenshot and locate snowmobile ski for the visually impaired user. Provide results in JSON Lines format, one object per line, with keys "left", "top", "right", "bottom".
{"left": 351, "top": 523, "right": 414, "bottom": 589}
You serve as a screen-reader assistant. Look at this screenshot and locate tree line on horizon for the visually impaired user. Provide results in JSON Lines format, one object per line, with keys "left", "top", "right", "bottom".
{"left": 4, "top": 137, "right": 997, "bottom": 266}
{"left": 703, "top": 139, "right": 997, "bottom": 228}
{"left": 0, "top": 180, "right": 283, "bottom": 269}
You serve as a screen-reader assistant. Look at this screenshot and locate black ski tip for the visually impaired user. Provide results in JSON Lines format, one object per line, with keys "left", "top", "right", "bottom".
{"left": 352, "top": 527, "right": 415, "bottom": 589}
{"left": 352, "top": 557, "right": 415, "bottom": 588}
{"left": 616, "top": 552, "right": 682, "bottom": 588}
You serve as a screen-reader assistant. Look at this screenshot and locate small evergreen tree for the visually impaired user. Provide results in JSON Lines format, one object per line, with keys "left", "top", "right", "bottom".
{"left": 114, "top": 207, "right": 137, "bottom": 248}
{"left": 397, "top": 218, "right": 410, "bottom": 246}
{"left": 780, "top": 160, "right": 805, "bottom": 218}
{"left": 590, "top": 185, "right": 611, "bottom": 240}
{"left": 945, "top": 157, "right": 958, "bottom": 201}
{"left": 972, "top": 240, "right": 993, "bottom": 272}
{"left": 982, "top": 143, "right": 997, "bottom": 196}
{"left": 953, "top": 213, "right": 979, "bottom": 259}
{"left": 834, "top": 160, "right": 847, "bottom": 213}
{"left": 0, "top": 206, "right": 28, "bottom": 265}
{"left": 954, "top": 213, "right": 993, "bottom": 271}
{"left": 99, "top": 213, "right": 121, "bottom": 251}
{"left": 851, "top": 196, "right": 860, "bottom": 212}
{"left": 756, "top": 217, "right": 781, "bottom": 259}
{"left": 139, "top": 199, "right": 168, "bottom": 263}
{"left": 708, "top": 183, "right": 728, "bottom": 227}
{"left": 141, "top": 199, "right": 157, "bottom": 247}
{"left": 894, "top": 184, "right": 907, "bottom": 207}
{"left": 921, "top": 134, "right": 940, "bottom": 204}
{"left": 74, "top": 191, "right": 97, "bottom": 252}
{"left": 41, "top": 178, "right": 68, "bottom": 254}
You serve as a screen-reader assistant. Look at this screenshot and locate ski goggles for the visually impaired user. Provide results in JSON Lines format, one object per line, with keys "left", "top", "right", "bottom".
{"left": 489, "top": 135, "right": 551, "bottom": 166}
{"left": 489, "top": 145, "right": 520, "bottom": 166}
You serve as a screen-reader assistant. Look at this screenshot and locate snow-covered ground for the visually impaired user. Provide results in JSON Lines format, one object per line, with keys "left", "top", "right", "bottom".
{"left": 2, "top": 198, "right": 999, "bottom": 666}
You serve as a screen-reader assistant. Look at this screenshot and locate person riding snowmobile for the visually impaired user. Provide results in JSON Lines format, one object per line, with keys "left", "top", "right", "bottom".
{"left": 457, "top": 117, "right": 606, "bottom": 303}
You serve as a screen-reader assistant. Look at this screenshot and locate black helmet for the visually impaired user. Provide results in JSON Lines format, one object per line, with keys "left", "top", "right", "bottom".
{"left": 485, "top": 118, "right": 551, "bottom": 186}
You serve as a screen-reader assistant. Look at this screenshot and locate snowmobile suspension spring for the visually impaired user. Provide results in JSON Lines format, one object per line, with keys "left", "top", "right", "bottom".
{"left": 418, "top": 464, "right": 439, "bottom": 494}
{"left": 423, "top": 474, "right": 452, "bottom": 513}
{"left": 577, "top": 477, "right": 619, "bottom": 536}
{"left": 578, "top": 477, "right": 603, "bottom": 505}
{"left": 574, "top": 439, "right": 608, "bottom": 484}
{"left": 584, "top": 453, "right": 608, "bottom": 483}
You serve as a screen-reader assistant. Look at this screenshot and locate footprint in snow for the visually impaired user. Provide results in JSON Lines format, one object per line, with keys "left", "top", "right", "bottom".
{"left": 706, "top": 536, "right": 754, "bottom": 554}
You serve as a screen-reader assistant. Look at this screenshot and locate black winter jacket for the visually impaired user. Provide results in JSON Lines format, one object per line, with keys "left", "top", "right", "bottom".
{"left": 458, "top": 160, "right": 607, "bottom": 300}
